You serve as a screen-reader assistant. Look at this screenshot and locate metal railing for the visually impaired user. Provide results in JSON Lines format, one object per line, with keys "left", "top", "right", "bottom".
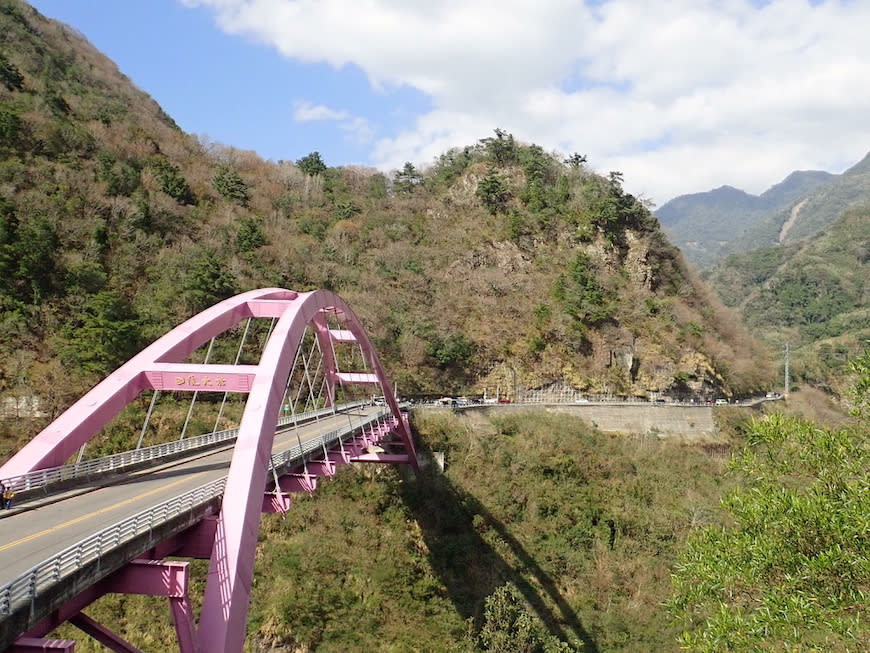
{"left": 0, "top": 408, "right": 389, "bottom": 616}
{"left": 0, "top": 401, "right": 369, "bottom": 495}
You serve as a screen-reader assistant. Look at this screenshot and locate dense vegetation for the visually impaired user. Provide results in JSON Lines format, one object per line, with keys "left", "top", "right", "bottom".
{"left": 704, "top": 206, "right": 870, "bottom": 395}
{"left": 670, "top": 352, "right": 870, "bottom": 651}
{"left": 0, "top": 0, "right": 770, "bottom": 455}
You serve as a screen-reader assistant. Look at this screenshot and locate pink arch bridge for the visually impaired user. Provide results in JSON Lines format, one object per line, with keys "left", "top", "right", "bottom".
{"left": 0, "top": 288, "right": 418, "bottom": 652}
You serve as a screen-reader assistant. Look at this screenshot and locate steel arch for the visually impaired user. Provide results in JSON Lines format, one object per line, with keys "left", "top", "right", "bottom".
{"left": 0, "top": 288, "right": 417, "bottom": 652}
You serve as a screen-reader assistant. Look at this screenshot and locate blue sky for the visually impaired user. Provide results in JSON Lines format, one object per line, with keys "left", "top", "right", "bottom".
{"left": 27, "top": 0, "right": 870, "bottom": 206}
{"left": 28, "top": 0, "right": 429, "bottom": 167}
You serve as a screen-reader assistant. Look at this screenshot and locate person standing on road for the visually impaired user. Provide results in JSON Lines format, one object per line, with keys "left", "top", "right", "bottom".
{"left": 2, "top": 484, "right": 14, "bottom": 509}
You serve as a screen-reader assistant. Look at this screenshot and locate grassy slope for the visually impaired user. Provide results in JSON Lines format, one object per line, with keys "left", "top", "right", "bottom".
{"left": 56, "top": 409, "right": 734, "bottom": 652}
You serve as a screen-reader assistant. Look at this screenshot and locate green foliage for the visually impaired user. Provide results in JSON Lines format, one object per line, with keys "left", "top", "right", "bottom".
{"left": 366, "top": 173, "right": 388, "bottom": 199}
{"left": 235, "top": 216, "right": 267, "bottom": 254}
{"left": 477, "top": 169, "right": 511, "bottom": 215}
{"left": 479, "top": 583, "right": 571, "bottom": 652}
{"left": 746, "top": 265, "right": 855, "bottom": 341}
{"left": 58, "top": 291, "right": 143, "bottom": 376}
{"left": 505, "top": 209, "right": 527, "bottom": 242}
{"left": 149, "top": 156, "right": 194, "bottom": 205}
{"left": 556, "top": 252, "right": 613, "bottom": 327}
{"left": 64, "top": 260, "right": 107, "bottom": 294}
{"left": 0, "top": 52, "right": 24, "bottom": 91}
{"left": 181, "top": 249, "right": 237, "bottom": 313}
{"left": 9, "top": 212, "right": 60, "bottom": 303}
{"left": 96, "top": 151, "right": 140, "bottom": 197}
{"left": 669, "top": 358, "right": 870, "bottom": 651}
{"left": 0, "top": 104, "right": 25, "bottom": 151}
{"left": 480, "top": 128, "right": 518, "bottom": 167}
{"left": 212, "top": 164, "right": 249, "bottom": 205}
{"left": 296, "top": 151, "right": 327, "bottom": 177}
{"left": 519, "top": 144, "right": 550, "bottom": 210}
{"left": 393, "top": 161, "right": 423, "bottom": 193}
{"left": 707, "top": 208, "right": 870, "bottom": 391}
{"left": 333, "top": 200, "right": 361, "bottom": 221}
{"left": 430, "top": 146, "right": 475, "bottom": 188}
{"left": 44, "top": 90, "right": 70, "bottom": 116}
{"left": 429, "top": 332, "right": 476, "bottom": 370}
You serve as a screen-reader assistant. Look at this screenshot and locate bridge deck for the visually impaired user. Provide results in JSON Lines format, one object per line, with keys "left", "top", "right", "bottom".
{"left": 0, "top": 407, "right": 381, "bottom": 590}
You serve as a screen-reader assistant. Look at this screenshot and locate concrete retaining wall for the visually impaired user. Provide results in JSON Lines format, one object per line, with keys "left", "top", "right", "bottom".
{"left": 463, "top": 403, "right": 719, "bottom": 439}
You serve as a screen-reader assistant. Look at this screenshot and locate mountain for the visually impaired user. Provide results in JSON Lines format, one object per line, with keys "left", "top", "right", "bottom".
{"left": 724, "top": 152, "right": 870, "bottom": 256}
{"left": 704, "top": 205, "right": 870, "bottom": 393}
{"left": 0, "top": 0, "right": 778, "bottom": 457}
{"left": 656, "top": 171, "right": 834, "bottom": 267}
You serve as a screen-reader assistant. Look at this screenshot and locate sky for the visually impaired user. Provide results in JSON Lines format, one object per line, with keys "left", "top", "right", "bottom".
{"left": 26, "top": 0, "right": 870, "bottom": 206}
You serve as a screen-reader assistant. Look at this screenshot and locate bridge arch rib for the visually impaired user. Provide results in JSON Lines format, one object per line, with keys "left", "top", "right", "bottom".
{"left": 0, "top": 288, "right": 417, "bottom": 652}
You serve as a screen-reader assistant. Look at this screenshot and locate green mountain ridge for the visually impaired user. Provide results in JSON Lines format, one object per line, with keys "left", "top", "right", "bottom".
{"left": 704, "top": 205, "right": 870, "bottom": 393}
{"left": 725, "top": 151, "right": 870, "bottom": 255}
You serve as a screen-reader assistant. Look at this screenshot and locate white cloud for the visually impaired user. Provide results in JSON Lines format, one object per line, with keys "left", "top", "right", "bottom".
{"left": 183, "top": 0, "right": 870, "bottom": 204}
{"left": 292, "top": 101, "right": 374, "bottom": 145}
{"left": 292, "top": 101, "right": 347, "bottom": 122}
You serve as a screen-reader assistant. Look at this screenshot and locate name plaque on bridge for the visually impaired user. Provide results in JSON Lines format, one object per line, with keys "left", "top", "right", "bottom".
{"left": 144, "top": 370, "right": 256, "bottom": 393}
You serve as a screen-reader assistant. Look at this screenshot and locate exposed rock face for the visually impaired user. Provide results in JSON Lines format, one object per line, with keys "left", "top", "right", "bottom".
{"left": 624, "top": 231, "right": 653, "bottom": 290}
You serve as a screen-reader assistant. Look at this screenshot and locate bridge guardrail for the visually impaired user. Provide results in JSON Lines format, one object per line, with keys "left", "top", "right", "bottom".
{"left": 0, "top": 409, "right": 389, "bottom": 617}
{"left": 0, "top": 401, "right": 369, "bottom": 497}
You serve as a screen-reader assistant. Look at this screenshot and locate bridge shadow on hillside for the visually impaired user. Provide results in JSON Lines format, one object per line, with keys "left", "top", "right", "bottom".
{"left": 399, "top": 458, "right": 598, "bottom": 652}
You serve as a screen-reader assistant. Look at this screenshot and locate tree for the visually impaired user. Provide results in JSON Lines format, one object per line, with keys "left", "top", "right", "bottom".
{"left": 334, "top": 201, "right": 361, "bottom": 221}
{"left": 476, "top": 170, "right": 511, "bottom": 215}
{"left": 564, "top": 153, "right": 587, "bottom": 168}
{"left": 479, "top": 128, "right": 518, "bottom": 167}
{"left": 0, "top": 52, "right": 24, "bottom": 91}
{"left": 236, "top": 217, "right": 267, "bottom": 254}
{"left": 213, "top": 164, "right": 250, "bottom": 205}
{"left": 57, "top": 291, "right": 143, "bottom": 377}
{"left": 296, "top": 151, "right": 327, "bottom": 177}
{"left": 182, "top": 250, "right": 237, "bottom": 313}
{"left": 429, "top": 332, "right": 476, "bottom": 370}
{"left": 478, "top": 583, "right": 570, "bottom": 652}
{"left": 393, "top": 162, "right": 423, "bottom": 193}
{"left": 556, "top": 252, "right": 613, "bottom": 327}
{"left": 669, "top": 350, "right": 870, "bottom": 651}
{"left": 149, "top": 157, "right": 195, "bottom": 205}
{"left": 0, "top": 105, "right": 25, "bottom": 151}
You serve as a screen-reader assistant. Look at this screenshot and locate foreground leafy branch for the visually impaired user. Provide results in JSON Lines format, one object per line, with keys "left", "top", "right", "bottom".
{"left": 669, "top": 351, "right": 870, "bottom": 651}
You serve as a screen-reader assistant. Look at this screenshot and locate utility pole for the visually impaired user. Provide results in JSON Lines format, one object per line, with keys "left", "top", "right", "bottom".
{"left": 784, "top": 342, "right": 790, "bottom": 398}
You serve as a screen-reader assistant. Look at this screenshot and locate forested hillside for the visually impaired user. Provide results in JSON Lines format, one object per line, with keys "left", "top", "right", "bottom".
{"left": 0, "top": 0, "right": 770, "bottom": 452}
{"left": 657, "top": 149, "right": 870, "bottom": 270}
{"left": 704, "top": 205, "right": 870, "bottom": 395}
{"left": 725, "top": 151, "right": 870, "bottom": 257}
{"left": 656, "top": 171, "right": 834, "bottom": 267}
